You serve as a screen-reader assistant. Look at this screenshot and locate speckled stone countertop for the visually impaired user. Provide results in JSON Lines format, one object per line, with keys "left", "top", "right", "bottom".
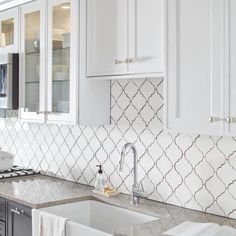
{"left": 0, "top": 175, "right": 236, "bottom": 236}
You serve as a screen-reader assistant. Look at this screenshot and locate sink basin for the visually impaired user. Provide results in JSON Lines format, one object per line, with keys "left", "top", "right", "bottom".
{"left": 33, "top": 200, "right": 157, "bottom": 236}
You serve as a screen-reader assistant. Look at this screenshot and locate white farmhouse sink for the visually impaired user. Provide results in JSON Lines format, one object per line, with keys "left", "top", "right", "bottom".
{"left": 33, "top": 200, "right": 157, "bottom": 236}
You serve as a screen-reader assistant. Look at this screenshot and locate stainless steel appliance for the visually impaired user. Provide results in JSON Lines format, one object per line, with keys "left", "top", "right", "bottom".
{"left": 0, "top": 53, "right": 19, "bottom": 109}
{"left": 0, "top": 166, "right": 40, "bottom": 179}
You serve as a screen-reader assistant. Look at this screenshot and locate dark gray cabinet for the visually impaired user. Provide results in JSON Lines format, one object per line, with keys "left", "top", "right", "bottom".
{"left": 0, "top": 198, "right": 6, "bottom": 236}
{"left": 7, "top": 202, "right": 32, "bottom": 236}
{"left": 0, "top": 198, "right": 6, "bottom": 222}
{"left": 0, "top": 221, "right": 5, "bottom": 236}
{"left": 0, "top": 197, "right": 32, "bottom": 236}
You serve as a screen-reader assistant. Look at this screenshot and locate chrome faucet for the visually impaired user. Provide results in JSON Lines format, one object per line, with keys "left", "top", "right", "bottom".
{"left": 119, "top": 143, "right": 142, "bottom": 206}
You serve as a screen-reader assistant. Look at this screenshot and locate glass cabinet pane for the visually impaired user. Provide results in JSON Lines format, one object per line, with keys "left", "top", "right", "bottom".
{"left": 1, "top": 18, "right": 14, "bottom": 47}
{"left": 51, "top": 3, "right": 71, "bottom": 113}
{"left": 24, "top": 11, "right": 40, "bottom": 112}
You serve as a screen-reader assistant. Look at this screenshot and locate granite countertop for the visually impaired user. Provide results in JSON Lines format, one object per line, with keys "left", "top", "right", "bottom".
{"left": 0, "top": 175, "right": 236, "bottom": 236}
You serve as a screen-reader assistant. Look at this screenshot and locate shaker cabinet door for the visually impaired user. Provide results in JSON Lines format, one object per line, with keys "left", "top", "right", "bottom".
{"left": 128, "top": 0, "right": 164, "bottom": 75}
{"left": 0, "top": 221, "right": 5, "bottom": 236}
{"left": 226, "top": 0, "right": 236, "bottom": 135}
{"left": 19, "top": 0, "right": 46, "bottom": 122}
{"left": 7, "top": 202, "right": 32, "bottom": 236}
{"left": 165, "top": 0, "right": 225, "bottom": 135}
{"left": 46, "top": 0, "right": 79, "bottom": 124}
{"left": 0, "top": 198, "right": 6, "bottom": 222}
{"left": 0, "top": 7, "right": 19, "bottom": 53}
{"left": 87, "top": 0, "right": 128, "bottom": 77}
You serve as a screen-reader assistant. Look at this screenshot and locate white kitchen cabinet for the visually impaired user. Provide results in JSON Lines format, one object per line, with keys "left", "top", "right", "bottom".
{"left": 46, "top": 0, "right": 77, "bottom": 124}
{"left": 226, "top": 0, "right": 236, "bottom": 135}
{"left": 127, "top": 0, "right": 164, "bottom": 75}
{"left": 165, "top": 0, "right": 225, "bottom": 135}
{"left": 19, "top": 0, "right": 46, "bottom": 122}
{"left": 87, "top": 0, "right": 164, "bottom": 79}
{"left": 19, "top": 0, "right": 110, "bottom": 125}
{"left": 0, "top": 7, "right": 19, "bottom": 53}
{"left": 87, "top": 0, "right": 128, "bottom": 77}
{"left": 0, "top": 0, "right": 34, "bottom": 11}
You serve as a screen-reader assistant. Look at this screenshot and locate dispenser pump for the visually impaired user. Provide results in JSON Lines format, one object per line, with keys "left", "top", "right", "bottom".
{"left": 96, "top": 165, "right": 103, "bottom": 174}
{"left": 95, "top": 164, "right": 105, "bottom": 192}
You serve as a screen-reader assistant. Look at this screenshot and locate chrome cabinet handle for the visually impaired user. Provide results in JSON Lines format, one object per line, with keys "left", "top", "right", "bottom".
{"left": 36, "top": 111, "right": 45, "bottom": 115}
{"left": 209, "top": 116, "right": 222, "bottom": 123}
{"left": 209, "top": 116, "right": 236, "bottom": 123}
{"left": 226, "top": 117, "right": 236, "bottom": 123}
{"left": 11, "top": 208, "right": 21, "bottom": 215}
{"left": 114, "top": 58, "right": 134, "bottom": 64}
{"left": 125, "top": 58, "right": 134, "bottom": 63}
{"left": 36, "top": 111, "right": 52, "bottom": 115}
{"left": 11, "top": 208, "right": 24, "bottom": 215}
{"left": 114, "top": 59, "right": 126, "bottom": 64}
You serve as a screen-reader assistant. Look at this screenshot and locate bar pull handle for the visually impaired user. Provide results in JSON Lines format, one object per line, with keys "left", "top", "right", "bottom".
{"left": 209, "top": 116, "right": 221, "bottom": 123}
{"left": 226, "top": 117, "right": 236, "bottom": 123}
{"left": 125, "top": 58, "right": 134, "bottom": 63}
{"left": 114, "top": 59, "right": 126, "bottom": 64}
{"left": 11, "top": 208, "right": 21, "bottom": 215}
{"left": 114, "top": 58, "right": 135, "bottom": 64}
{"left": 36, "top": 111, "right": 52, "bottom": 115}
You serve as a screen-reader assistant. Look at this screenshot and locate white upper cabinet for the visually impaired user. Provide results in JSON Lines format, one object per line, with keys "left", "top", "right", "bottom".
{"left": 19, "top": 0, "right": 110, "bottom": 125}
{"left": 47, "top": 0, "right": 77, "bottom": 124}
{"left": 19, "top": 0, "right": 46, "bottom": 122}
{"left": 0, "top": 0, "right": 34, "bottom": 11}
{"left": 87, "top": 0, "right": 128, "bottom": 77}
{"left": 226, "top": 0, "right": 236, "bottom": 135}
{"left": 87, "top": 0, "right": 164, "bottom": 79}
{"left": 127, "top": 0, "right": 164, "bottom": 75}
{"left": 0, "top": 7, "right": 19, "bottom": 53}
{"left": 165, "top": 0, "right": 225, "bottom": 135}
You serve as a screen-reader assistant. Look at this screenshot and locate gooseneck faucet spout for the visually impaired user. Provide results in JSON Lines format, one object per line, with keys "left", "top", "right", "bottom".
{"left": 119, "top": 143, "right": 141, "bottom": 206}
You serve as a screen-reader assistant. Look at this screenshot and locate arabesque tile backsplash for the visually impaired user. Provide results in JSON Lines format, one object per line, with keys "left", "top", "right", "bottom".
{"left": 1, "top": 78, "right": 236, "bottom": 219}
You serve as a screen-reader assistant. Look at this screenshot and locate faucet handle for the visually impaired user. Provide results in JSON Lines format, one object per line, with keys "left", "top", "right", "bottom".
{"left": 132, "top": 183, "right": 144, "bottom": 197}
{"left": 138, "top": 182, "right": 145, "bottom": 198}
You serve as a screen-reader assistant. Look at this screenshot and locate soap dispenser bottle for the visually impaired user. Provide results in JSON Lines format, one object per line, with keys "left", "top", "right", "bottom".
{"left": 95, "top": 165, "right": 105, "bottom": 192}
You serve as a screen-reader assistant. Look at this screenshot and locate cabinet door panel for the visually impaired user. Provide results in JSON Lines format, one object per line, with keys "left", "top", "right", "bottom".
{"left": 0, "top": 221, "right": 5, "bottom": 236}
{"left": 87, "top": 0, "right": 128, "bottom": 77}
{"left": 47, "top": 0, "right": 78, "bottom": 124}
{"left": 166, "top": 0, "right": 224, "bottom": 135}
{"left": 7, "top": 202, "right": 32, "bottom": 236}
{"left": 0, "top": 198, "right": 5, "bottom": 222}
{"left": 227, "top": 0, "right": 236, "bottom": 134}
{"left": 19, "top": 0, "right": 46, "bottom": 122}
{"left": 0, "top": 7, "right": 19, "bottom": 53}
{"left": 128, "top": 0, "right": 164, "bottom": 74}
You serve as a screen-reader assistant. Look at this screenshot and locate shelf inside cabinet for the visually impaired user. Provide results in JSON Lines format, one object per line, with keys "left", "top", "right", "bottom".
{"left": 53, "top": 47, "right": 70, "bottom": 52}
{"left": 25, "top": 80, "right": 70, "bottom": 84}
{"left": 25, "top": 51, "right": 40, "bottom": 56}
{"left": 25, "top": 81, "right": 40, "bottom": 84}
{"left": 52, "top": 79, "right": 69, "bottom": 83}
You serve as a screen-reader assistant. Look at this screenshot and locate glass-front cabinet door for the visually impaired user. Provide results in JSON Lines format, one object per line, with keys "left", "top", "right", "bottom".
{"left": 19, "top": 0, "right": 46, "bottom": 122}
{"left": 0, "top": 7, "right": 19, "bottom": 52}
{"left": 47, "top": 0, "right": 77, "bottom": 124}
